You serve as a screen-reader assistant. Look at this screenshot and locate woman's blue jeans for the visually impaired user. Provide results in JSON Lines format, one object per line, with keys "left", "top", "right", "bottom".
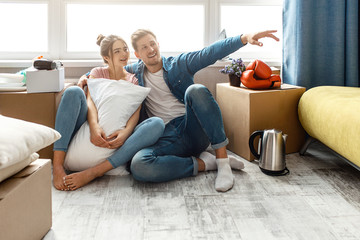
{"left": 130, "top": 84, "right": 229, "bottom": 182}
{"left": 54, "top": 86, "right": 165, "bottom": 168}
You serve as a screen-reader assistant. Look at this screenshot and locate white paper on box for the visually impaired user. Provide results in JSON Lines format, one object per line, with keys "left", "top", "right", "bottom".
{"left": 26, "top": 67, "right": 65, "bottom": 93}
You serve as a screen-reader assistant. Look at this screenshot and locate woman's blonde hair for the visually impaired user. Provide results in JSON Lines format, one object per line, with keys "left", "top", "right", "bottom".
{"left": 96, "top": 34, "right": 128, "bottom": 64}
{"left": 131, "top": 29, "right": 157, "bottom": 51}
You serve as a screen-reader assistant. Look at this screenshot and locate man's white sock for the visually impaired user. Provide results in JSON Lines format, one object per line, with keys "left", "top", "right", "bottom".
{"left": 199, "top": 151, "right": 217, "bottom": 171}
{"left": 215, "top": 158, "right": 234, "bottom": 192}
{"left": 229, "top": 156, "right": 245, "bottom": 170}
{"left": 199, "top": 151, "right": 245, "bottom": 171}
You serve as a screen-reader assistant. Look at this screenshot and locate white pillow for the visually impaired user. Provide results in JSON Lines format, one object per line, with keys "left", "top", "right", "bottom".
{"left": 0, "top": 115, "right": 61, "bottom": 166}
{"left": 64, "top": 78, "right": 150, "bottom": 174}
{"left": 0, "top": 152, "right": 39, "bottom": 183}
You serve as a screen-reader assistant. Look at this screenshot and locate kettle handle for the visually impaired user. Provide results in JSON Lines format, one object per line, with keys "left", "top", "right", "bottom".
{"left": 249, "top": 130, "right": 264, "bottom": 159}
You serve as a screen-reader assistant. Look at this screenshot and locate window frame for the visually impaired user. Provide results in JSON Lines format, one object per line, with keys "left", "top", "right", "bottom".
{"left": 0, "top": 0, "right": 283, "bottom": 65}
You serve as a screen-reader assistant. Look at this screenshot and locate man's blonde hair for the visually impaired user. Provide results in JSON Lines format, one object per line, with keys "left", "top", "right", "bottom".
{"left": 131, "top": 29, "right": 157, "bottom": 51}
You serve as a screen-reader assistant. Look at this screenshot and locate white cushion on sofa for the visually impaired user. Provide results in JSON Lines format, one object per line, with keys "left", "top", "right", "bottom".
{"left": 64, "top": 78, "right": 150, "bottom": 174}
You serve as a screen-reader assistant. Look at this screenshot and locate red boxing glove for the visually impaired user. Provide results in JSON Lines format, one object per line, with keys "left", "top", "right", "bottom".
{"left": 240, "top": 60, "right": 281, "bottom": 89}
{"left": 246, "top": 59, "right": 272, "bottom": 79}
{"left": 268, "top": 75, "right": 281, "bottom": 88}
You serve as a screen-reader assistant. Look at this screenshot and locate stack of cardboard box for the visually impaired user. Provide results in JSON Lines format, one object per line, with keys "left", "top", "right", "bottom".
{"left": 0, "top": 159, "right": 52, "bottom": 239}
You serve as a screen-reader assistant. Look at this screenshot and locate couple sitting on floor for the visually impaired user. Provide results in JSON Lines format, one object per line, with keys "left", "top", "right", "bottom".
{"left": 52, "top": 29, "right": 279, "bottom": 192}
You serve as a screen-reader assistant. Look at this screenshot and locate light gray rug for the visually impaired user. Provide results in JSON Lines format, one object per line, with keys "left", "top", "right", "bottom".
{"left": 45, "top": 141, "right": 360, "bottom": 240}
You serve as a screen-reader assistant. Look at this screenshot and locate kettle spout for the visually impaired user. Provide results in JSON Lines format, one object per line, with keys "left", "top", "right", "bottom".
{"left": 283, "top": 134, "right": 288, "bottom": 144}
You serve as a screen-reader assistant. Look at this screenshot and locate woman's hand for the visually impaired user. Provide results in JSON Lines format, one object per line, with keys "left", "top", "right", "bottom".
{"left": 90, "top": 124, "right": 109, "bottom": 148}
{"left": 241, "top": 30, "right": 279, "bottom": 46}
{"left": 77, "top": 75, "right": 88, "bottom": 90}
{"left": 105, "top": 106, "right": 140, "bottom": 149}
{"left": 106, "top": 129, "right": 132, "bottom": 149}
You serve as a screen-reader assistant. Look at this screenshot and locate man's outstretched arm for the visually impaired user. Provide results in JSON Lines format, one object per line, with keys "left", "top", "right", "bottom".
{"left": 185, "top": 30, "right": 280, "bottom": 74}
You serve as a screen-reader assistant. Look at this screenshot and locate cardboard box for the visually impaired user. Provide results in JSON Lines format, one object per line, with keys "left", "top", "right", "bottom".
{"left": 0, "top": 159, "right": 52, "bottom": 240}
{"left": 0, "top": 84, "right": 72, "bottom": 159}
{"left": 0, "top": 92, "right": 56, "bottom": 159}
{"left": 26, "top": 67, "right": 65, "bottom": 93}
{"left": 216, "top": 83, "right": 306, "bottom": 161}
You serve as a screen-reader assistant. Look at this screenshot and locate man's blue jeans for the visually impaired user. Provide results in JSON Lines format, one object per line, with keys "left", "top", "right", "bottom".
{"left": 54, "top": 86, "right": 165, "bottom": 168}
{"left": 130, "top": 84, "right": 229, "bottom": 182}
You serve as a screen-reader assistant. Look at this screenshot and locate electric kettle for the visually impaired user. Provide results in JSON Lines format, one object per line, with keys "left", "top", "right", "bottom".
{"left": 249, "top": 129, "right": 289, "bottom": 175}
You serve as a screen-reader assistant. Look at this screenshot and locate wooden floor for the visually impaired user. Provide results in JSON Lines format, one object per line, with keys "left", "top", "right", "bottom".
{"left": 43, "top": 142, "right": 360, "bottom": 240}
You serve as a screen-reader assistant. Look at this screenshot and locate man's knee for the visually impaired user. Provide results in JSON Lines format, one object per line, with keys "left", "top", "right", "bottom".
{"left": 185, "top": 84, "right": 211, "bottom": 102}
{"left": 185, "top": 84, "right": 216, "bottom": 113}
{"left": 130, "top": 149, "right": 157, "bottom": 182}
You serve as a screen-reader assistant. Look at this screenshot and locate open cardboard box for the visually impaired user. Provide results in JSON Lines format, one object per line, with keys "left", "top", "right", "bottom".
{"left": 216, "top": 83, "right": 306, "bottom": 161}
{"left": 0, "top": 159, "right": 52, "bottom": 240}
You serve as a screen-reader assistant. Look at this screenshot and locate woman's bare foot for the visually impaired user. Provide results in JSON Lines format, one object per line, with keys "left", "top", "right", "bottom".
{"left": 53, "top": 165, "right": 68, "bottom": 191}
{"left": 53, "top": 150, "right": 70, "bottom": 191}
{"left": 63, "top": 160, "right": 114, "bottom": 190}
{"left": 63, "top": 168, "right": 97, "bottom": 191}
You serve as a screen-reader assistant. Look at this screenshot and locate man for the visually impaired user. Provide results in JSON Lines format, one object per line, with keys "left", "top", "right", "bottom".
{"left": 79, "top": 29, "right": 279, "bottom": 192}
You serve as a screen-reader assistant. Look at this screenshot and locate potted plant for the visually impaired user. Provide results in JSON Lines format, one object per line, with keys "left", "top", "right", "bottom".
{"left": 219, "top": 58, "right": 246, "bottom": 87}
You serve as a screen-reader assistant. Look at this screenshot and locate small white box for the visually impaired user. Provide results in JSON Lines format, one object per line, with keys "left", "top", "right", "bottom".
{"left": 26, "top": 67, "right": 65, "bottom": 93}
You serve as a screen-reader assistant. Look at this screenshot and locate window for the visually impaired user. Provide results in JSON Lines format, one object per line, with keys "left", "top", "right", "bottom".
{"left": 220, "top": 2, "right": 283, "bottom": 60}
{"left": 0, "top": 0, "right": 283, "bottom": 63}
{"left": 66, "top": 4, "right": 204, "bottom": 53}
{"left": 0, "top": 2, "right": 48, "bottom": 52}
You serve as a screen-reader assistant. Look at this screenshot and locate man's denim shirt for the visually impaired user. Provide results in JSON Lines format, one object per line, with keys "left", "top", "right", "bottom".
{"left": 125, "top": 35, "right": 244, "bottom": 103}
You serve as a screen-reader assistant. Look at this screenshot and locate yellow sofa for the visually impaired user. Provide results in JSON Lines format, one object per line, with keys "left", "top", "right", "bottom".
{"left": 298, "top": 86, "right": 360, "bottom": 169}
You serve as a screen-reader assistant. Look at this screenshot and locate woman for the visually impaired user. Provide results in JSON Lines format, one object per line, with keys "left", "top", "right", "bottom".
{"left": 53, "top": 34, "right": 164, "bottom": 191}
